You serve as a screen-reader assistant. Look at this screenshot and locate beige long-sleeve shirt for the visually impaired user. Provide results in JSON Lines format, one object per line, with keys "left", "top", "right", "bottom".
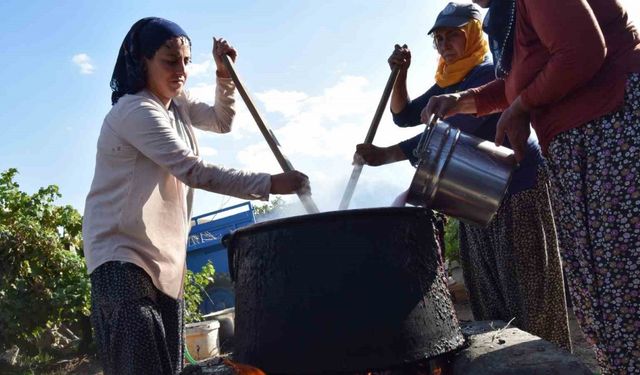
{"left": 82, "top": 78, "right": 270, "bottom": 299}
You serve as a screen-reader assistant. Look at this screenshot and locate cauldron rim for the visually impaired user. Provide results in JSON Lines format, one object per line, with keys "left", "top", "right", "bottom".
{"left": 223, "top": 206, "right": 434, "bottom": 281}
{"left": 229, "top": 206, "right": 432, "bottom": 240}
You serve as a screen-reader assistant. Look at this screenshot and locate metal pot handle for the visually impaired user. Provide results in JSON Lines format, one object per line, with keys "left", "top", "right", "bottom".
{"left": 222, "top": 232, "right": 238, "bottom": 282}
{"left": 412, "top": 115, "right": 439, "bottom": 166}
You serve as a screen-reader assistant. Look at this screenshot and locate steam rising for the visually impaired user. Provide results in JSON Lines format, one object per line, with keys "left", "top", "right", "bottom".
{"left": 255, "top": 165, "right": 414, "bottom": 223}
{"left": 392, "top": 189, "right": 409, "bottom": 207}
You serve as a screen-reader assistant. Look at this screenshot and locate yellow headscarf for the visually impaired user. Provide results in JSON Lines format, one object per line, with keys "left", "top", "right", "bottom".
{"left": 434, "top": 19, "right": 489, "bottom": 88}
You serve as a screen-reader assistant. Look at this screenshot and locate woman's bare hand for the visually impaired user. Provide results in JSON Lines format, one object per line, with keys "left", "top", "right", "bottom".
{"left": 354, "top": 144, "right": 406, "bottom": 166}
{"left": 270, "top": 171, "right": 310, "bottom": 195}
{"left": 388, "top": 44, "right": 411, "bottom": 71}
{"left": 495, "top": 97, "right": 531, "bottom": 162}
{"left": 213, "top": 37, "right": 237, "bottom": 78}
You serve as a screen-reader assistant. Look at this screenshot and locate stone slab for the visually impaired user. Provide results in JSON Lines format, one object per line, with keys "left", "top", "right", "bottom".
{"left": 451, "top": 321, "right": 593, "bottom": 375}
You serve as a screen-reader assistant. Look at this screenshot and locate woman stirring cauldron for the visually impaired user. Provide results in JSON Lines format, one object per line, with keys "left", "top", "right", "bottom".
{"left": 82, "top": 17, "right": 309, "bottom": 375}
{"left": 355, "top": 2, "right": 571, "bottom": 350}
{"left": 425, "top": 0, "right": 640, "bottom": 373}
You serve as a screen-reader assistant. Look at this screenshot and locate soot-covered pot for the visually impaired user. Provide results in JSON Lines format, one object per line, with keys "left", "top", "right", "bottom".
{"left": 224, "top": 207, "right": 464, "bottom": 374}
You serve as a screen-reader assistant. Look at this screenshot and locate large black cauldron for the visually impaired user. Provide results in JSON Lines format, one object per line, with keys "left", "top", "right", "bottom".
{"left": 225, "top": 207, "right": 464, "bottom": 374}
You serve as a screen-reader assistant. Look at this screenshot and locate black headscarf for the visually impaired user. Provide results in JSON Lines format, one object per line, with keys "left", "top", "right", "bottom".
{"left": 110, "top": 17, "right": 191, "bottom": 105}
{"left": 483, "top": 0, "right": 517, "bottom": 78}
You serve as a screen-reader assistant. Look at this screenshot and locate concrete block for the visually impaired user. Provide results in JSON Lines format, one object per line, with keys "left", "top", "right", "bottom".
{"left": 451, "top": 321, "right": 593, "bottom": 375}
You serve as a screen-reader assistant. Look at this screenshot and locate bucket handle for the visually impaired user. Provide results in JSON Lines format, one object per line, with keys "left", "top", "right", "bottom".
{"left": 409, "top": 122, "right": 459, "bottom": 204}
{"left": 412, "top": 115, "right": 439, "bottom": 166}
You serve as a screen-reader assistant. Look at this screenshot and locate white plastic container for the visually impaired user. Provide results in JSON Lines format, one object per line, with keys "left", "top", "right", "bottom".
{"left": 185, "top": 320, "right": 220, "bottom": 360}
{"left": 202, "top": 307, "right": 235, "bottom": 353}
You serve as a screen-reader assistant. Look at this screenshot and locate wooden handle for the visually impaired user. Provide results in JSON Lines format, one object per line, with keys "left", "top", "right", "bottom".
{"left": 222, "top": 55, "right": 319, "bottom": 214}
{"left": 338, "top": 67, "right": 400, "bottom": 210}
{"left": 338, "top": 164, "right": 363, "bottom": 210}
{"left": 363, "top": 67, "right": 400, "bottom": 144}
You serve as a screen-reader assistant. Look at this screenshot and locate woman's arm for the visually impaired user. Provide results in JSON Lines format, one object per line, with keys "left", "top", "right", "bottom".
{"left": 184, "top": 78, "right": 236, "bottom": 133}
{"left": 391, "top": 69, "right": 410, "bottom": 114}
{"left": 397, "top": 133, "right": 423, "bottom": 165}
{"left": 116, "top": 99, "right": 271, "bottom": 200}
{"left": 421, "top": 79, "right": 508, "bottom": 123}
{"left": 388, "top": 44, "right": 412, "bottom": 114}
{"left": 355, "top": 143, "right": 407, "bottom": 166}
{"left": 186, "top": 37, "right": 239, "bottom": 133}
{"left": 469, "top": 79, "right": 508, "bottom": 116}
{"left": 394, "top": 85, "right": 444, "bottom": 127}
{"left": 518, "top": 0, "right": 606, "bottom": 110}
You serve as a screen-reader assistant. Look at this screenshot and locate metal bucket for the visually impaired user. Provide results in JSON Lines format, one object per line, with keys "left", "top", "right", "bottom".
{"left": 225, "top": 207, "right": 465, "bottom": 374}
{"left": 406, "top": 121, "right": 516, "bottom": 227}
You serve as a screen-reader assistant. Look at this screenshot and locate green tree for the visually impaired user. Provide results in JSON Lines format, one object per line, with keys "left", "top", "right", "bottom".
{"left": 0, "top": 168, "right": 89, "bottom": 352}
{"left": 253, "top": 196, "right": 285, "bottom": 216}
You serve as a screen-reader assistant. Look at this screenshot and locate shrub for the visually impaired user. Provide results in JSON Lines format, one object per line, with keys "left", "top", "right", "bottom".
{"left": 0, "top": 168, "right": 218, "bottom": 352}
{"left": 0, "top": 169, "right": 88, "bottom": 352}
{"left": 184, "top": 262, "right": 216, "bottom": 324}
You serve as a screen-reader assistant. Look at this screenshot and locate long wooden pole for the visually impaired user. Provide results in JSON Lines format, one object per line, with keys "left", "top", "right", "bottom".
{"left": 338, "top": 67, "right": 400, "bottom": 210}
{"left": 222, "top": 55, "right": 319, "bottom": 214}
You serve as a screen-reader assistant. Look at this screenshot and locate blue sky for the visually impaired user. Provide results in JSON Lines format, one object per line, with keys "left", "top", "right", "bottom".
{"left": 1, "top": 1, "right": 639, "bottom": 216}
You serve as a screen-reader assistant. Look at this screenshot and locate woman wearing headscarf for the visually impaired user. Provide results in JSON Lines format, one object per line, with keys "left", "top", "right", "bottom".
{"left": 425, "top": 0, "right": 640, "bottom": 373}
{"left": 355, "top": 2, "right": 571, "bottom": 350}
{"left": 82, "top": 17, "right": 309, "bottom": 375}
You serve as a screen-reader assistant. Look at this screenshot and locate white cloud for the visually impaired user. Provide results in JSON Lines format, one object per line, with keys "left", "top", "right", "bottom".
{"left": 187, "top": 73, "right": 420, "bottom": 213}
{"left": 188, "top": 83, "right": 261, "bottom": 141}
{"left": 71, "top": 53, "right": 95, "bottom": 74}
{"left": 246, "top": 75, "right": 402, "bottom": 160}
{"left": 187, "top": 59, "right": 212, "bottom": 78}
{"left": 230, "top": 74, "right": 419, "bottom": 211}
{"left": 236, "top": 143, "right": 280, "bottom": 172}
{"left": 255, "top": 90, "right": 309, "bottom": 118}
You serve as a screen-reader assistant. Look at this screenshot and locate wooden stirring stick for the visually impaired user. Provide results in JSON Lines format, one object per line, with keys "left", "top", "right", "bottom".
{"left": 221, "top": 55, "right": 319, "bottom": 214}
{"left": 338, "top": 67, "right": 400, "bottom": 210}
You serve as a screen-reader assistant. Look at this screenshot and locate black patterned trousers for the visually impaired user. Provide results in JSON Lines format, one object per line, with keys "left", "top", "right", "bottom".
{"left": 459, "top": 166, "right": 571, "bottom": 351}
{"left": 90, "top": 261, "right": 184, "bottom": 375}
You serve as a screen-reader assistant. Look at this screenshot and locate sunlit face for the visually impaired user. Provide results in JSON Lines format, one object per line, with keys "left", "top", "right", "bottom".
{"left": 145, "top": 36, "right": 191, "bottom": 107}
{"left": 433, "top": 27, "right": 467, "bottom": 64}
{"left": 472, "top": 0, "right": 491, "bottom": 9}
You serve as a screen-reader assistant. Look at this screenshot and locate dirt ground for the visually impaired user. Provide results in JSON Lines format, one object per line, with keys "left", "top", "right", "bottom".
{"left": 60, "top": 356, "right": 102, "bottom": 375}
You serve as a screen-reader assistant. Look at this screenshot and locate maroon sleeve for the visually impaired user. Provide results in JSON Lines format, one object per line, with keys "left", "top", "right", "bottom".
{"left": 519, "top": 0, "right": 607, "bottom": 109}
{"left": 469, "top": 79, "right": 508, "bottom": 116}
